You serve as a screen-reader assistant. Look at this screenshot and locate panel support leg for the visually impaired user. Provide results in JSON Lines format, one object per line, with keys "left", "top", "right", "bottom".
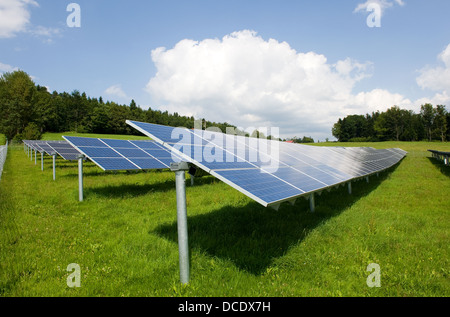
{"left": 41, "top": 152, "right": 44, "bottom": 171}
{"left": 170, "top": 162, "right": 190, "bottom": 284}
{"left": 348, "top": 182, "right": 352, "bottom": 195}
{"left": 309, "top": 193, "right": 315, "bottom": 213}
{"left": 78, "top": 154, "right": 84, "bottom": 202}
{"left": 52, "top": 154, "right": 56, "bottom": 181}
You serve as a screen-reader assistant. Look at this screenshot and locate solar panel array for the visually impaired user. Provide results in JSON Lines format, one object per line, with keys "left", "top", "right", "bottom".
{"left": 46, "top": 141, "right": 81, "bottom": 161}
{"left": 63, "top": 137, "right": 181, "bottom": 171}
{"left": 428, "top": 149, "right": 450, "bottom": 165}
{"left": 23, "top": 140, "right": 81, "bottom": 161}
{"left": 126, "top": 120, "right": 407, "bottom": 208}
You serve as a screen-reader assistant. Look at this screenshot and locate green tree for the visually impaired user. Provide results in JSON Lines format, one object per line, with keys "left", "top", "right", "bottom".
{"left": 420, "top": 103, "right": 435, "bottom": 142}
{"left": 434, "top": 105, "right": 447, "bottom": 142}
{"left": 0, "top": 70, "right": 36, "bottom": 140}
{"left": 374, "top": 106, "right": 411, "bottom": 141}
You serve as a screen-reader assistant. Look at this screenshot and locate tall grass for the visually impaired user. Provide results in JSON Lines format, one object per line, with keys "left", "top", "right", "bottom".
{"left": 0, "top": 138, "right": 448, "bottom": 296}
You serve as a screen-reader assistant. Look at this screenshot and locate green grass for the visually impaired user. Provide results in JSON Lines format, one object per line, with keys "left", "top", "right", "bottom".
{"left": 0, "top": 137, "right": 449, "bottom": 296}
{"left": 0, "top": 134, "right": 5, "bottom": 145}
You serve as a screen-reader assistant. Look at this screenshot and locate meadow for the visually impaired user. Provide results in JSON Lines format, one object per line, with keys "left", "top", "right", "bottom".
{"left": 0, "top": 133, "right": 448, "bottom": 297}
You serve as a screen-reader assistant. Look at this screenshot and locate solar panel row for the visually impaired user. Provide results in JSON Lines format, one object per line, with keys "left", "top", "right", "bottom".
{"left": 63, "top": 137, "right": 182, "bottom": 171}
{"left": 428, "top": 149, "right": 450, "bottom": 165}
{"left": 126, "top": 120, "right": 407, "bottom": 208}
{"left": 23, "top": 140, "right": 80, "bottom": 161}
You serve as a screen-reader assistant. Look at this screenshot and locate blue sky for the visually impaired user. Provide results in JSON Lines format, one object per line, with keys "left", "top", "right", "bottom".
{"left": 1, "top": 0, "right": 450, "bottom": 140}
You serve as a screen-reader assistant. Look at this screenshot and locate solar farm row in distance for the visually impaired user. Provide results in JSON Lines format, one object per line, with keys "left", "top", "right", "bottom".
{"left": 63, "top": 137, "right": 182, "bottom": 171}
{"left": 126, "top": 120, "right": 407, "bottom": 208}
{"left": 428, "top": 149, "right": 450, "bottom": 165}
{"left": 23, "top": 140, "right": 81, "bottom": 161}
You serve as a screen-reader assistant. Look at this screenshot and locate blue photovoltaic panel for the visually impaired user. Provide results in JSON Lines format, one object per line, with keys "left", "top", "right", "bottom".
{"left": 24, "top": 140, "right": 81, "bottom": 160}
{"left": 77, "top": 146, "right": 123, "bottom": 158}
{"left": 34, "top": 142, "right": 56, "bottom": 155}
{"left": 62, "top": 136, "right": 179, "bottom": 171}
{"left": 126, "top": 120, "right": 407, "bottom": 207}
{"left": 90, "top": 157, "right": 138, "bottom": 171}
{"left": 47, "top": 141, "right": 81, "bottom": 161}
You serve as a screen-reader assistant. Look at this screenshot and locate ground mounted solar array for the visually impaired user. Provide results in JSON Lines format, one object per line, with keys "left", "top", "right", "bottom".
{"left": 23, "top": 124, "right": 407, "bottom": 285}
{"left": 24, "top": 137, "right": 184, "bottom": 201}
{"left": 428, "top": 149, "right": 450, "bottom": 165}
{"left": 126, "top": 120, "right": 407, "bottom": 209}
{"left": 23, "top": 140, "right": 80, "bottom": 161}
{"left": 63, "top": 137, "right": 181, "bottom": 171}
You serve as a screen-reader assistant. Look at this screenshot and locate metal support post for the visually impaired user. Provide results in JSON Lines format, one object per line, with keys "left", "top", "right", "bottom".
{"left": 309, "top": 193, "right": 315, "bottom": 213}
{"left": 170, "top": 162, "right": 190, "bottom": 284}
{"left": 348, "top": 182, "right": 352, "bottom": 195}
{"left": 41, "top": 152, "right": 44, "bottom": 171}
{"left": 78, "top": 154, "right": 84, "bottom": 202}
{"left": 366, "top": 176, "right": 369, "bottom": 183}
{"left": 52, "top": 153, "right": 56, "bottom": 181}
{"left": 34, "top": 150, "right": 37, "bottom": 165}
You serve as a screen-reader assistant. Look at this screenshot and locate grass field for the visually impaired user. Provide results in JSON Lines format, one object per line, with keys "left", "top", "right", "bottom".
{"left": 0, "top": 134, "right": 449, "bottom": 297}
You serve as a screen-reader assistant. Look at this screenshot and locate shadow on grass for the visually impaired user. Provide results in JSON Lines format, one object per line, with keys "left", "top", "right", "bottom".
{"left": 427, "top": 157, "right": 450, "bottom": 177}
{"left": 84, "top": 174, "right": 217, "bottom": 198}
{"left": 154, "top": 165, "right": 399, "bottom": 275}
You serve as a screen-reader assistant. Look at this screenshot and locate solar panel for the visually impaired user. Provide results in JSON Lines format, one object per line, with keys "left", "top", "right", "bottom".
{"left": 24, "top": 140, "right": 45, "bottom": 153}
{"left": 428, "top": 149, "right": 450, "bottom": 165}
{"left": 126, "top": 120, "right": 407, "bottom": 208}
{"left": 46, "top": 141, "right": 81, "bottom": 161}
{"left": 62, "top": 137, "right": 181, "bottom": 171}
{"left": 35, "top": 142, "right": 57, "bottom": 155}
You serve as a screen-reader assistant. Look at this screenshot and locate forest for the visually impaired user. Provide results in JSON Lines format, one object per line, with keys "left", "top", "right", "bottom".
{"left": 332, "top": 104, "right": 449, "bottom": 142}
{"left": 0, "top": 70, "right": 242, "bottom": 142}
{"left": 1, "top": 70, "right": 448, "bottom": 143}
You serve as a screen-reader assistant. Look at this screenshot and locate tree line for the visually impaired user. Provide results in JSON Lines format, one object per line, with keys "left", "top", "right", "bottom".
{"left": 332, "top": 104, "right": 449, "bottom": 142}
{"left": 0, "top": 70, "right": 242, "bottom": 142}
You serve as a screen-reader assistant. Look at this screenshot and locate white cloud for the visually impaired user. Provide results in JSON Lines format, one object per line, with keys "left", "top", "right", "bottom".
{"left": 105, "top": 84, "right": 128, "bottom": 99}
{"left": 351, "top": 89, "right": 412, "bottom": 112}
{"left": 0, "top": 61, "right": 19, "bottom": 73}
{"left": 28, "top": 25, "right": 61, "bottom": 43}
{"left": 0, "top": 0, "right": 62, "bottom": 42}
{"left": 416, "top": 44, "right": 450, "bottom": 106}
{"left": 0, "top": 0, "right": 38, "bottom": 38}
{"left": 145, "top": 30, "right": 410, "bottom": 140}
{"left": 354, "top": 0, "right": 405, "bottom": 17}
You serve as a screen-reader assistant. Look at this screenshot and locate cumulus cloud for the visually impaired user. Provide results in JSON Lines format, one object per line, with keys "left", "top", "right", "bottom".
{"left": 415, "top": 44, "right": 450, "bottom": 107}
{"left": 354, "top": 0, "right": 405, "bottom": 16}
{"left": 417, "top": 44, "right": 450, "bottom": 92}
{"left": 105, "top": 84, "right": 128, "bottom": 99}
{"left": 0, "top": 61, "right": 19, "bottom": 73}
{"left": 0, "top": 0, "right": 62, "bottom": 42}
{"left": 0, "top": 0, "right": 37, "bottom": 38}
{"left": 145, "top": 30, "right": 412, "bottom": 140}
